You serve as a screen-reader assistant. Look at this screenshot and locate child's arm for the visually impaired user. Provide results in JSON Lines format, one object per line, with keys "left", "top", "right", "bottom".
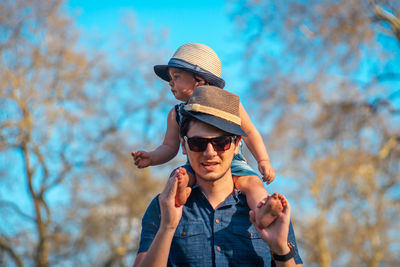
{"left": 132, "top": 107, "right": 180, "bottom": 168}
{"left": 239, "top": 102, "right": 275, "bottom": 183}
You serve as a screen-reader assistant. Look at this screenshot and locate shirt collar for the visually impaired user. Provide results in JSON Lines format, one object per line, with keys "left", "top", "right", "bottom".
{"left": 191, "top": 184, "right": 245, "bottom": 207}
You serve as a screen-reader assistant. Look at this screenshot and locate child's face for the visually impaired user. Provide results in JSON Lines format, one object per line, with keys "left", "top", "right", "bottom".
{"left": 168, "top": 67, "right": 201, "bottom": 102}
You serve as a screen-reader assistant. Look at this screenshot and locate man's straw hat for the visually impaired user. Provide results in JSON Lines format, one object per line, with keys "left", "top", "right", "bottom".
{"left": 154, "top": 43, "right": 225, "bottom": 88}
{"left": 181, "top": 85, "right": 247, "bottom": 136}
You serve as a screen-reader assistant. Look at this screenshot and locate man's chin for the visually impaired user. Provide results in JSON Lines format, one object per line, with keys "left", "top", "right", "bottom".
{"left": 196, "top": 169, "right": 229, "bottom": 183}
{"left": 197, "top": 174, "right": 221, "bottom": 182}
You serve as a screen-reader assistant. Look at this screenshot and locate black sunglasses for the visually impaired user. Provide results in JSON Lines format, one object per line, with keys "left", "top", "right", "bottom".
{"left": 184, "top": 135, "right": 237, "bottom": 152}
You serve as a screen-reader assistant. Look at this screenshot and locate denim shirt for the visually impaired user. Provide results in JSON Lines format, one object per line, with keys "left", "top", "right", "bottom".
{"left": 138, "top": 186, "right": 303, "bottom": 267}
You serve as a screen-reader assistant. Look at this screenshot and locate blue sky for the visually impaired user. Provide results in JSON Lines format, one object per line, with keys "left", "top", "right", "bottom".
{"left": 67, "top": 0, "right": 233, "bottom": 48}
{"left": 66, "top": 0, "right": 246, "bottom": 92}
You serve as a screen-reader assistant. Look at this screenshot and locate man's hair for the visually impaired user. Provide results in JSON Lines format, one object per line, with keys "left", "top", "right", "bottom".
{"left": 179, "top": 113, "right": 197, "bottom": 137}
{"left": 179, "top": 113, "right": 240, "bottom": 140}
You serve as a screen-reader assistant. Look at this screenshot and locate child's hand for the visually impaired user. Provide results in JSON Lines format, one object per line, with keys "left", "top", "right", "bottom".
{"left": 258, "top": 160, "right": 275, "bottom": 184}
{"left": 131, "top": 151, "right": 152, "bottom": 168}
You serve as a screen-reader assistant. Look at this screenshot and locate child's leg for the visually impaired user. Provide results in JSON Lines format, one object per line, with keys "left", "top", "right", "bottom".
{"left": 233, "top": 174, "right": 268, "bottom": 212}
{"left": 233, "top": 175, "right": 282, "bottom": 228}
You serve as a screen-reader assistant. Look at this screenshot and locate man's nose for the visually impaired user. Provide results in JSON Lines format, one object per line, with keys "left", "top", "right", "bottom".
{"left": 169, "top": 80, "right": 174, "bottom": 86}
{"left": 203, "top": 142, "right": 217, "bottom": 156}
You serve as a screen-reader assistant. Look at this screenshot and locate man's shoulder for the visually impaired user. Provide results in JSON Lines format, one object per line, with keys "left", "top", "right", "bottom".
{"left": 148, "top": 194, "right": 160, "bottom": 208}
{"left": 142, "top": 194, "right": 161, "bottom": 219}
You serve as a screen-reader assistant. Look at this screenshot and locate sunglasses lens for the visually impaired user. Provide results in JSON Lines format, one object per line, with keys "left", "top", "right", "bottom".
{"left": 186, "top": 136, "right": 235, "bottom": 152}
{"left": 187, "top": 137, "right": 207, "bottom": 152}
{"left": 211, "top": 136, "right": 232, "bottom": 151}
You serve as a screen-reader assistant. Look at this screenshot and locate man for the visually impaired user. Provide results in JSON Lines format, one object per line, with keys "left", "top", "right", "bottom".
{"left": 133, "top": 86, "right": 303, "bottom": 267}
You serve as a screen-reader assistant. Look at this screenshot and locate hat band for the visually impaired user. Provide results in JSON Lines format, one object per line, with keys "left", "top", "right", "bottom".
{"left": 184, "top": 103, "right": 241, "bottom": 125}
{"left": 168, "top": 58, "right": 219, "bottom": 78}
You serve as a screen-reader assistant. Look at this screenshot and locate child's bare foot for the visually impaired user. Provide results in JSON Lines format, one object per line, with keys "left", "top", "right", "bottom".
{"left": 174, "top": 168, "right": 191, "bottom": 207}
{"left": 255, "top": 193, "right": 284, "bottom": 229}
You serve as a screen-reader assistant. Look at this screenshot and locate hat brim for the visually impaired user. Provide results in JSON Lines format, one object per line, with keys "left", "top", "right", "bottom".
{"left": 181, "top": 109, "right": 247, "bottom": 137}
{"left": 154, "top": 61, "right": 225, "bottom": 89}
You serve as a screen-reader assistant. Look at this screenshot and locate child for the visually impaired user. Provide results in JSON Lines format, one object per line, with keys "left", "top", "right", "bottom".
{"left": 132, "top": 43, "right": 276, "bottom": 228}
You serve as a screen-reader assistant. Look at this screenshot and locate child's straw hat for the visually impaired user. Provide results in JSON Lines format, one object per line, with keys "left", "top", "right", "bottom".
{"left": 154, "top": 43, "right": 225, "bottom": 88}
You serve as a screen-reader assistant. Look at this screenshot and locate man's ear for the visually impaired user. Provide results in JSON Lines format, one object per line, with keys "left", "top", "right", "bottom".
{"left": 180, "top": 136, "right": 187, "bottom": 155}
{"left": 234, "top": 136, "right": 242, "bottom": 155}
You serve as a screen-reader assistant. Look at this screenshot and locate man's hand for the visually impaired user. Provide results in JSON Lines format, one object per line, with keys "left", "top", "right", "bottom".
{"left": 258, "top": 160, "right": 275, "bottom": 184}
{"left": 133, "top": 170, "right": 186, "bottom": 267}
{"left": 250, "top": 193, "right": 290, "bottom": 255}
{"left": 158, "top": 169, "right": 185, "bottom": 230}
{"left": 132, "top": 150, "right": 152, "bottom": 168}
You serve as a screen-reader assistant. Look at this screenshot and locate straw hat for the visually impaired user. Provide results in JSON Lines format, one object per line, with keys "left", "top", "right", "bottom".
{"left": 154, "top": 43, "right": 225, "bottom": 88}
{"left": 181, "top": 85, "right": 247, "bottom": 136}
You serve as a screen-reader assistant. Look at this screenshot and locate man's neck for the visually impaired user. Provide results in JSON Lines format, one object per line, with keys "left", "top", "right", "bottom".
{"left": 196, "top": 171, "right": 235, "bottom": 209}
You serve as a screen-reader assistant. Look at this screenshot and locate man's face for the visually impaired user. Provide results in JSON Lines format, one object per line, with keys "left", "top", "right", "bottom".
{"left": 181, "top": 120, "right": 241, "bottom": 183}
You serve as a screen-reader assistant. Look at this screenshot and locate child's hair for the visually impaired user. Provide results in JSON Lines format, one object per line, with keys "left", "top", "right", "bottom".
{"left": 192, "top": 74, "right": 209, "bottom": 84}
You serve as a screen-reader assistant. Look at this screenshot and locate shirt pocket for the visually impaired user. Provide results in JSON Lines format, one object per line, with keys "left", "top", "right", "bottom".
{"left": 227, "top": 225, "right": 269, "bottom": 266}
{"left": 231, "top": 224, "right": 261, "bottom": 239}
{"left": 170, "top": 222, "right": 208, "bottom": 264}
{"left": 173, "top": 221, "right": 204, "bottom": 238}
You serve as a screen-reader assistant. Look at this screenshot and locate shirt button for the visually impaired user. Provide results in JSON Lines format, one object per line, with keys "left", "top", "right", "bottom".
{"left": 248, "top": 232, "right": 252, "bottom": 237}
{"left": 181, "top": 232, "right": 186, "bottom": 236}
{"left": 216, "top": 246, "right": 221, "bottom": 252}
{"left": 215, "top": 219, "right": 220, "bottom": 224}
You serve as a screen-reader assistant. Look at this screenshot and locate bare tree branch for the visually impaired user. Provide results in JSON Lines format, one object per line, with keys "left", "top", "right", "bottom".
{"left": 0, "top": 201, "right": 36, "bottom": 223}
{"left": 0, "top": 237, "right": 23, "bottom": 267}
{"left": 370, "top": 0, "right": 400, "bottom": 42}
